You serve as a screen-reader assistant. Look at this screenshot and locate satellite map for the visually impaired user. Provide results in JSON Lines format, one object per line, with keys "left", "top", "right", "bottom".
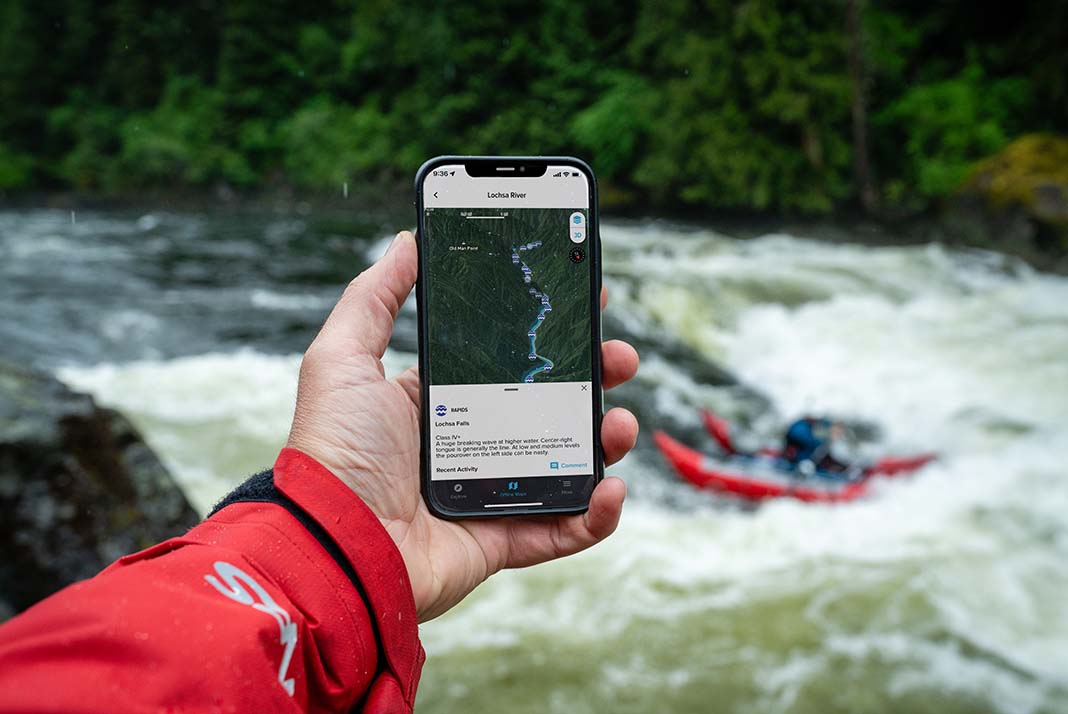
{"left": 425, "top": 207, "right": 592, "bottom": 386}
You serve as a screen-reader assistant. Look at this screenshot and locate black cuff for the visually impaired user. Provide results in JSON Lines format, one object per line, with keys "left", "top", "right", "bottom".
{"left": 211, "top": 470, "right": 387, "bottom": 712}
{"left": 210, "top": 470, "right": 377, "bottom": 638}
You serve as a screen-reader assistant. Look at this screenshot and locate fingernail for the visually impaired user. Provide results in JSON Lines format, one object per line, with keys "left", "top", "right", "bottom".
{"left": 384, "top": 231, "right": 407, "bottom": 256}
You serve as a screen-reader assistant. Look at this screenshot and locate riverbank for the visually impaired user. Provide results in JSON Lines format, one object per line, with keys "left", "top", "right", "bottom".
{"left": 3, "top": 181, "right": 1066, "bottom": 277}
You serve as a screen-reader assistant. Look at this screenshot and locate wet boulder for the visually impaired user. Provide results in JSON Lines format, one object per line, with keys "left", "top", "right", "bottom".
{"left": 946, "top": 133, "right": 1068, "bottom": 273}
{"left": 0, "top": 361, "right": 199, "bottom": 616}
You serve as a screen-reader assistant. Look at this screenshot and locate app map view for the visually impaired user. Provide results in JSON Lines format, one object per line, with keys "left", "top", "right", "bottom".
{"left": 425, "top": 207, "right": 592, "bottom": 386}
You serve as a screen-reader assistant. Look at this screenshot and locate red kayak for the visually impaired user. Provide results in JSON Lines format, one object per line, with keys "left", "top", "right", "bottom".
{"left": 654, "top": 431, "right": 870, "bottom": 503}
{"left": 701, "top": 409, "right": 938, "bottom": 478}
{"left": 653, "top": 412, "right": 937, "bottom": 504}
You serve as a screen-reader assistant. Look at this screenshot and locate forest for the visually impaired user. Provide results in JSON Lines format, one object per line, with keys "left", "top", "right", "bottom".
{"left": 1, "top": 0, "right": 1065, "bottom": 214}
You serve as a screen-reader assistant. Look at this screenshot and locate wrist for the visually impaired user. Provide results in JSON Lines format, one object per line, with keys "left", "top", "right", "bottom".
{"left": 377, "top": 518, "right": 432, "bottom": 622}
{"left": 272, "top": 448, "right": 424, "bottom": 655}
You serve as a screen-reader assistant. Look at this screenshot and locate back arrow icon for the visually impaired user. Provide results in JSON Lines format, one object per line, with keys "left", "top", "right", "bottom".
{"left": 433, "top": 191, "right": 438, "bottom": 198}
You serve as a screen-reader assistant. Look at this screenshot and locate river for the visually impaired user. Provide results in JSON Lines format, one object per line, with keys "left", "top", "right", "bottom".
{"left": 3, "top": 206, "right": 1066, "bottom": 713}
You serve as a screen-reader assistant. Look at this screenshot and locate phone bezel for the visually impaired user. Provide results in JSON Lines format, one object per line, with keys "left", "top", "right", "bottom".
{"left": 414, "top": 155, "right": 605, "bottom": 519}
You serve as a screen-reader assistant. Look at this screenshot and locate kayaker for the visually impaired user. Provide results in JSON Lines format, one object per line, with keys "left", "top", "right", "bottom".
{"left": 782, "top": 416, "right": 850, "bottom": 475}
{"left": 0, "top": 232, "right": 641, "bottom": 713}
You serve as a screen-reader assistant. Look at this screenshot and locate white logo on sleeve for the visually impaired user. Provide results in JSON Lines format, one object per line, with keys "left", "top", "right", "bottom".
{"left": 204, "top": 561, "right": 298, "bottom": 696}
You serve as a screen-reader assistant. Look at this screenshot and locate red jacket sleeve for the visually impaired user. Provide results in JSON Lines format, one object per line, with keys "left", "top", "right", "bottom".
{"left": 0, "top": 448, "right": 425, "bottom": 714}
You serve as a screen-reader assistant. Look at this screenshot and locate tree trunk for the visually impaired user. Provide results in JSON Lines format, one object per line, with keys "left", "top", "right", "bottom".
{"left": 847, "top": 0, "right": 876, "bottom": 213}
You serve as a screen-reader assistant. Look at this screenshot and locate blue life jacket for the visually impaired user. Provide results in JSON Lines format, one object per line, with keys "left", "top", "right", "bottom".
{"left": 783, "top": 417, "right": 832, "bottom": 464}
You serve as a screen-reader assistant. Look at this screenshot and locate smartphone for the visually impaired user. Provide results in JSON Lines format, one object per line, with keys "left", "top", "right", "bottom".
{"left": 414, "top": 156, "right": 603, "bottom": 518}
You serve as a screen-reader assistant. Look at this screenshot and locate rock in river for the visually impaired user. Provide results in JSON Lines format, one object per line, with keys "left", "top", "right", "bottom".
{"left": 947, "top": 133, "right": 1068, "bottom": 273}
{"left": 0, "top": 361, "right": 199, "bottom": 616}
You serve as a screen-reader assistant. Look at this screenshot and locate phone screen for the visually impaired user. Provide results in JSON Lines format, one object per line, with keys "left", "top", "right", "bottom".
{"left": 418, "top": 161, "right": 600, "bottom": 515}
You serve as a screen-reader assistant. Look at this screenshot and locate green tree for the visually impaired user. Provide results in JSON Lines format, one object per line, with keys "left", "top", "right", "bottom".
{"left": 0, "top": 0, "right": 1060, "bottom": 212}
{"left": 876, "top": 63, "right": 1032, "bottom": 199}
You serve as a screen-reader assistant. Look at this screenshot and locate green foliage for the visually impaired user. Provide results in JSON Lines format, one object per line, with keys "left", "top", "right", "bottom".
{"left": 281, "top": 97, "right": 391, "bottom": 188}
{"left": 0, "top": 144, "right": 34, "bottom": 190}
{"left": 116, "top": 77, "right": 251, "bottom": 187}
{"left": 876, "top": 64, "right": 1032, "bottom": 198}
{"left": 620, "top": 0, "right": 854, "bottom": 212}
{"left": 571, "top": 73, "right": 655, "bottom": 178}
{"left": 47, "top": 91, "right": 124, "bottom": 190}
{"left": 0, "top": 0, "right": 1059, "bottom": 211}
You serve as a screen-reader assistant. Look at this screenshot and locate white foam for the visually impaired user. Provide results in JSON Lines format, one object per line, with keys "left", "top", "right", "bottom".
{"left": 59, "top": 348, "right": 417, "bottom": 513}
{"left": 249, "top": 289, "right": 334, "bottom": 311}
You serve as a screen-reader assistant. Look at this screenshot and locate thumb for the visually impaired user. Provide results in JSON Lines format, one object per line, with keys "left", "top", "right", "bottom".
{"left": 318, "top": 231, "right": 418, "bottom": 358}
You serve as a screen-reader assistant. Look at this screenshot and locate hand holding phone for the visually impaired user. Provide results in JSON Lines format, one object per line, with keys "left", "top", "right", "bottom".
{"left": 286, "top": 227, "right": 639, "bottom": 621}
{"left": 416, "top": 157, "right": 610, "bottom": 517}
